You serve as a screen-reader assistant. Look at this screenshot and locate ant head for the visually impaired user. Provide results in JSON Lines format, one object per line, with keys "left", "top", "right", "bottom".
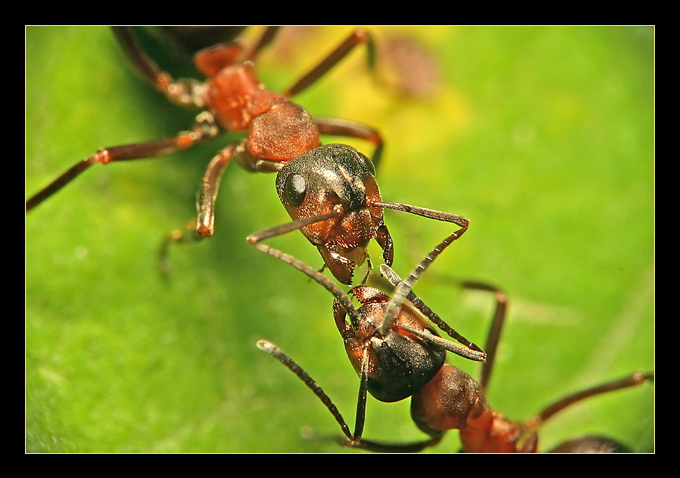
{"left": 336, "top": 285, "right": 447, "bottom": 403}
{"left": 276, "top": 144, "right": 386, "bottom": 284}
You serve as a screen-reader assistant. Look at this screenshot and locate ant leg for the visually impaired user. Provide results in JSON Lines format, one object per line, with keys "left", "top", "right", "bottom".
{"left": 283, "top": 28, "right": 375, "bottom": 98}
{"left": 315, "top": 117, "right": 384, "bottom": 171}
{"left": 111, "top": 26, "right": 168, "bottom": 90}
{"left": 111, "top": 26, "right": 206, "bottom": 108}
{"left": 158, "top": 143, "right": 235, "bottom": 274}
{"left": 518, "top": 371, "right": 653, "bottom": 452}
{"left": 531, "top": 371, "right": 654, "bottom": 427}
{"left": 257, "top": 340, "right": 445, "bottom": 452}
{"left": 244, "top": 26, "right": 282, "bottom": 61}
{"left": 26, "top": 113, "right": 220, "bottom": 212}
{"left": 194, "top": 145, "right": 234, "bottom": 238}
{"left": 152, "top": 26, "right": 248, "bottom": 54}
{"left": 457, "top": 280, "right": 508, "bottom": 395}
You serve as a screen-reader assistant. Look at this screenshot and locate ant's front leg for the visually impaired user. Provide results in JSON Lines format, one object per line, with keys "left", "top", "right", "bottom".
{"left": 158, "top": 142, "right": 236, "bottom": 274}
{"left": 26, "top": 112, "right": 220, "bottom": 212}
{"left": 257, "top": 339, "right": 445, "bottom": 453}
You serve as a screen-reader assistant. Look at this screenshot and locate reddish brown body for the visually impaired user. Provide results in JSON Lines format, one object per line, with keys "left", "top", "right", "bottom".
{"left": 411, "top": 364, "right": 534, "bottom": 453}
{"left": 201, "top": 60, "right": 321, "bottom": 170}
{"left": 26, "top": 27, "right": 386, "bottom": 283}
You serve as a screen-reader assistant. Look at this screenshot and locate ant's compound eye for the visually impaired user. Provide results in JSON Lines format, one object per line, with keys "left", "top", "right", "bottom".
{"left": 285, "top": 173, "right": 306, "bottom": 207}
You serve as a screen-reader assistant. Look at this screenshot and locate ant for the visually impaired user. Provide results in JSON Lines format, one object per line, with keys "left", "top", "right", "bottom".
{"left": 25, "top": 26, "right": 385, "bottom": 280}
{"left": 256, "top": 231, "right": 654, "bottom": 452}
{"left": 247, "top": 143, "right": 470, "bottom": 284}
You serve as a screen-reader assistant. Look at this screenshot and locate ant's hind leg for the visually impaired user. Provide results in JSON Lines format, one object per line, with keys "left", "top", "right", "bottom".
{"left": 528, "top": 371, "right": 654, "bottom": 452}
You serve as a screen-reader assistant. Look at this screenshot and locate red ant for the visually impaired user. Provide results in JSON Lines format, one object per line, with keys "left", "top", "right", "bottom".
{"left": 25, "top": 26, "right": 386, "bottom": 282}
{"left": 256, "top": 230, "right": 654, "bottom": 452}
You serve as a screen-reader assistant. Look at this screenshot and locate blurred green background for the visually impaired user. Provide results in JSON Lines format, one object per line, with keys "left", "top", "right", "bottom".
{"left": 26, "top": 26, "right": 654, "bottom": 453}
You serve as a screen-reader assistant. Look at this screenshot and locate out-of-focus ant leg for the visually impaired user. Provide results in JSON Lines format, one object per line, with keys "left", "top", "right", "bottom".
{"left": 276, "top": 29, "right": 383, "bottom": 168}
{"left": 243, "top": 26, "right": 281, "bottom": 61}
{"left": 458, "top": 280, "right": 508, "bottom": 394}
{"left": 533, "top": 371, "right": 655, "bottom": 435}
{"left": 152, "top": 26, "right": 249, "bottom": 55}
{"left": 282, "top": 29, "right": 375, "bottom": 98}
{"left": 523, "top": 371, "right": 654, "bottom": 453}
{"left": 112, "top": 26, "right": 207, "bottom": 107}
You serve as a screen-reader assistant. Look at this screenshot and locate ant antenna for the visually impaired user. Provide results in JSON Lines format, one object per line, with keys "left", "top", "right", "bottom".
{"left": 247, "top": 207, "right": 362, "bottom": 327}
{"left": 378, "top": 226, "right": 467, "bottom": 336}
{"left": 376, "top": 226, "right": 486, "bottom": 362}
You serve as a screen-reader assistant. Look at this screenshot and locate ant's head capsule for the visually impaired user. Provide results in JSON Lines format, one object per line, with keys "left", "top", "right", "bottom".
{"left": 340, "top": 286, "right": 448, "bottom": 403}
{"left": 276, "top": 144, "right": 387, "bottom": 284}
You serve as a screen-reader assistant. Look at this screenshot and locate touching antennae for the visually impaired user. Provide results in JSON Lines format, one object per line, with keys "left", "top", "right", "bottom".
{"left": 379, "top": 226, "right": 468, "bottom": 336}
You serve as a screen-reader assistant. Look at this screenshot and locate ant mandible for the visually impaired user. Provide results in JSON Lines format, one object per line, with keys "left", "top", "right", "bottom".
{"left": 25, "top": 26, "right": 385, "bottom": 280}
{"left": 257, "top": 231, "right": 654, "bottom": 452}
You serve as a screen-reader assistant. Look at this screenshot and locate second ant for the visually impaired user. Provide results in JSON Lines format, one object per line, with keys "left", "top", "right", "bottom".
{"left": 255, "top": 227, "right": 654, "bottom": 452}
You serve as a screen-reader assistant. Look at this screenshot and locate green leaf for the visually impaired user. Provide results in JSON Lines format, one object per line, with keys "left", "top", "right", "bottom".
{"left": 26, "top": 26, "right": 653, "bottom": 453}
